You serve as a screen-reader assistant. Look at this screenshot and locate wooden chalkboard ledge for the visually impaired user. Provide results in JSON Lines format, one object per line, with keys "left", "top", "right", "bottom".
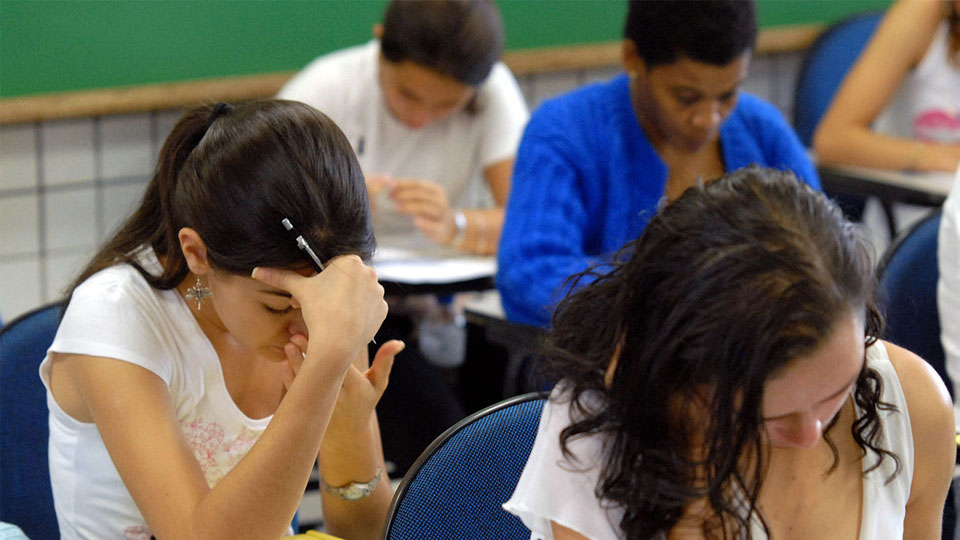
{"left": 0, "top": 24, "right": 823, "bottom": 126}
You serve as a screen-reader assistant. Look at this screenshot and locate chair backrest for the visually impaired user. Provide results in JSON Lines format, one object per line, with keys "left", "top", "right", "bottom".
{"left": 877, "top": 211, "right": 949, "bottom": 398}
{"left": 382, "top": 392, "right": 547, "bottom": 540}
{"left": 793, "top": 11, "right": 884, "bottom": 147}
{"left": 0, "top": 302, "right": 64, "bottom": 540}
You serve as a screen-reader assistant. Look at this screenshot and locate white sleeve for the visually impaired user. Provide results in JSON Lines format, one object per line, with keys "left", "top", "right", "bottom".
{"left": 277, "top": 44, "right": 373, "bottom": 117}
{"left": 938, "top": 170, "right": 960, "bottom": 425}
{"left": 277, "top": 55, "right": 341, "bottom": 113}
{"left": 476, "top": 62, "right": 530, "bottom": 168}
{"left": 49, "top": 266, "right": 174, "bottom": 384}
{"left": 503, "top": 394, "right": 623, "bottom": 540}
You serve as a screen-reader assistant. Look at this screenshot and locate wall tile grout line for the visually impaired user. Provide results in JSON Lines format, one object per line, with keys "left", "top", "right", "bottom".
{"left": 150, "top": 110, "right": 160, "bottom": 166}
{"left": 94, "top": 116, "right": 106, "bottom": 243}
{"left": 35, "top": 120, "right": 49, "bottom": 302}
{"left": 0, "top": 175, "right": 149, "bottom": 199}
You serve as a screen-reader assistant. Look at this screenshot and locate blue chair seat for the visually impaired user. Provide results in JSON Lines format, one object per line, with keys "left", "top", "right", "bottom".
{"left": 0, "top": 302, "right": 64, "bottom": 540}
{"left": 382, "top": 392, "right": 547, "bottom": 540}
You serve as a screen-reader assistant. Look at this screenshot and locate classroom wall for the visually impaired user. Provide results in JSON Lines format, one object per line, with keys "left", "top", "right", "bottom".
{"left": 0, "top": 0, "right": 893, "bottom": 99}
{"left": 0, "top": 52, "right": 801, "bottom": 322}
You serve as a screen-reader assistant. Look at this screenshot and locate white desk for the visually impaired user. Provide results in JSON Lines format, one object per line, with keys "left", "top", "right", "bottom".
{"left": 818, "top": 164, "right": 954, "bottom": 207}
{"left": 371, "top": 245, "right": 496, "bottom": 295}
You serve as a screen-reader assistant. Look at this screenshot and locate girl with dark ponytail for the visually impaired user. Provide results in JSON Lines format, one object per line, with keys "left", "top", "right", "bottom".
{"left": 44, "top": 100, "right": 398, "bottom": 540}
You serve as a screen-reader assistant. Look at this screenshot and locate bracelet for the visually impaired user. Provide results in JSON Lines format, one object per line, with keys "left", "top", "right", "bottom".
{"left": 451, "top": 210, "right": 467, "bottom": 247}
{"left": 320, "top": 467, "right": 381, "bottom": 501}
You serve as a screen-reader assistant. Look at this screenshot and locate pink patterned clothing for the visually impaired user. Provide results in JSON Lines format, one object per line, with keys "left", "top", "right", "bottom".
{"left": 874, "top": 21, "right": 960, "bottom": 145}
{"left": 39, "top": 250, "right": 272, "bottom": 539}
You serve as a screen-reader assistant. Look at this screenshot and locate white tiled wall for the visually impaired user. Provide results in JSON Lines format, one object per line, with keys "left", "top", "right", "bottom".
{"left": 41, "top": 119, "right": 97, "bottom": 187}
{"left": 0, "top": 112, "right": 169, "bottom": 322}
{"left": 0, "top": 51, "right": 811, "bottom": 323}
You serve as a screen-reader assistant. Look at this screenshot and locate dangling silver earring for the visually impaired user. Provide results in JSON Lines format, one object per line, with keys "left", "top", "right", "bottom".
{"left": 185, "top": 275, "right": 213, "bottom": 310}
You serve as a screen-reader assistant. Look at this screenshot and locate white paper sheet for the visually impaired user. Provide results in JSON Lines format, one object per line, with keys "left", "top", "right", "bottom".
{"left": 372, "top": 246, "right": 496, "bottom": 284}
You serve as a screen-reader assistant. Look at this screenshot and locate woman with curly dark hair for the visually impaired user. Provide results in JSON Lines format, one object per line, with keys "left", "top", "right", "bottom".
{"left": 504, "top": 166, "right": 954, "bottom": 539}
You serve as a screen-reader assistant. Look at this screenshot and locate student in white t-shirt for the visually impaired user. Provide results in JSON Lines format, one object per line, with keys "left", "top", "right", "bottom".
{"left": 279, "top": 0, "right": 528, "bottom": 255}
{"left": 41, "top": 101, "right": 398, "bottom": 540}
{"left": 504, "top": 167, "right": 955, "bottom": 540}
{"left": 280, "top": 0, "right": 530, "bottom": 474}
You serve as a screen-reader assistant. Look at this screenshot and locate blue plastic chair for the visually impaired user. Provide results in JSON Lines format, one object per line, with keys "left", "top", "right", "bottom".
{"left": 0, "top": 302, "right": 64, "bottom": 540}
{"left": 876, "top": 211, "right": 954, "bottom": 539}
{"left": 382, "top": 392, "right": 547, "bottom": 540}
{"left": 793, "top": 11, "right": 899, "bottom": 233}
{"left": 793, "top": 12, "right": 883, "bottom": 147}
{"left": 877, "top": 211, "right": 947, "bottom": 395}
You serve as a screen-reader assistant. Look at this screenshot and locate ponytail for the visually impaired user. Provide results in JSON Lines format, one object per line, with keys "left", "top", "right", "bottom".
{"left": 65, "top": 100, "right": 372, "bottom": 305}
{"left": 66, "top": 103, "right": 229, "bottom": 299}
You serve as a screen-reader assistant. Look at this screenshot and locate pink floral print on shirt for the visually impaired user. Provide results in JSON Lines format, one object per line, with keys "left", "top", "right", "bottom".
{"left": 123, "top": 524, "right": 152, "bottom": 540}
{"left": 179, "top": 417, "right": 261, "bottom": 487}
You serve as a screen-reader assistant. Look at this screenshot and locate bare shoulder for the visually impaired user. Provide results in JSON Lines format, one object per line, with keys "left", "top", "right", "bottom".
{"left": 874, "top": 0, "right": 945, "bottom": 63}
{"left": 48, "top": 352, "right": 169, "bottom": 424}
{"left": 885, "top": 0, "right": 949, "bottom": 36}
{"left": 882, "top": 340, "right": 952, "bottom": 414}
{"left": 881, "top": 343, "right": 956, "bottom": 532}
{"left": 880, "top": 339, "right": 954, "bottom": 501}
{"left": 889, "top": 0, "right": 948, "bottom": 18}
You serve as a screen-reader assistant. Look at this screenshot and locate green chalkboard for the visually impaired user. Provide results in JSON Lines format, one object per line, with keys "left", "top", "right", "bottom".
{"left": 0, "top": 0, "right": 893, "bottom": 99}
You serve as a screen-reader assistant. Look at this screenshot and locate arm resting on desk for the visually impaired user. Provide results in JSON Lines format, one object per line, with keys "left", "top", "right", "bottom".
{"left": 813, "top": 0, "right": 960, "bottom": 173}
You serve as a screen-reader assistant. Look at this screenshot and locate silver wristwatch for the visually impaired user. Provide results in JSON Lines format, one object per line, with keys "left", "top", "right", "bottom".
{"left": 451, "top": 209, "right": 467, "bottom": 246}
{"left": 320, "top": 467, "right": 382, "bottom": 501}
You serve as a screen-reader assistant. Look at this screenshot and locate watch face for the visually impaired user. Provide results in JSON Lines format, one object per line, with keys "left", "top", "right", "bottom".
{"left": 323, "top": 467, "right": 381, "bottom": 500}
{"left": 341, "top": 484, "right": 371, "bottom": 500}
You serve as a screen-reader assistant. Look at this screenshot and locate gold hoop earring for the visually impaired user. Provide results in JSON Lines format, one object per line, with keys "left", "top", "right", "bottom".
{"left": 185, "top": 276, "right": 213, "bottom": 310}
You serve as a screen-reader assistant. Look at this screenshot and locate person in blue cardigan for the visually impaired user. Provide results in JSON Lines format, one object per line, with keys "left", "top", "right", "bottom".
{"left": 497, "top": 0, "right": 820, "bottom": 328}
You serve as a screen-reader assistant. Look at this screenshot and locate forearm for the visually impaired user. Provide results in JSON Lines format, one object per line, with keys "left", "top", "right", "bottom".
{"left": 185, "top": 352, "right": 354, "bottom": 540}
{"left": 815, "top": 126, "right": 960, "bottom": 172}
{"left": 451, "top": 207, "right": 504, "bottom": 255}
{"left": 317, "top": 413, "right": 393, "bottom": 540}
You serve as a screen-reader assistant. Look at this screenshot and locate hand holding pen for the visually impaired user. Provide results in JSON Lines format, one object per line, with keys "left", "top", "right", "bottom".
{"left": 251, "top": 257, "right": 394, "bottom": 412}
{"left": 277, "top": 218, "right": 376, "bottom": 345}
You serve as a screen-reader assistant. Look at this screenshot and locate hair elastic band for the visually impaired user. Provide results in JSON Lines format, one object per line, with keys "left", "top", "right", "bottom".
{"left": 207, "top": 102, "right": 231, "bottom": 128}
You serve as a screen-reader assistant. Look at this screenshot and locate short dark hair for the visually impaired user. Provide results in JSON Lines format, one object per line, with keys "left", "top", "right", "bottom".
{"left": 380, "top": 0, "right": 504, "bottom": 86}
{"left": 541, "top": 166, "right": 896, "bottom": 539}
{"left": 69, "top": 100, "right": 373, "bottom": 297}
{"left": 624, "top": 0, "right": 757, "bottom": 68}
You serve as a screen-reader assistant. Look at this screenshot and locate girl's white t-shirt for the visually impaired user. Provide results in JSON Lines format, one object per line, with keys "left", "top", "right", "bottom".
{"left": 39, "top": 255, "right": 273, "bottom": 540}
{"left": 278, "top": 40, "right": 529, "bottom": 251}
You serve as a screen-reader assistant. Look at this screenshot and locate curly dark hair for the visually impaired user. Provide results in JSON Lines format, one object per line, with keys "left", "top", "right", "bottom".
{"left": 539, "top": 166, "right": 898, "bottom": 539}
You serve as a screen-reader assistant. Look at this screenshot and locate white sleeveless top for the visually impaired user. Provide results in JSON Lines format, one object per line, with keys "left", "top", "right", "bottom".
{"left": 503, "top": 341, "right": 914, "bottom": 539}
{"left": 874, "top": 21, "right": 960, "bottom": 144}
{"left": 39, "top": 253, "right": 274, "bottom": 540}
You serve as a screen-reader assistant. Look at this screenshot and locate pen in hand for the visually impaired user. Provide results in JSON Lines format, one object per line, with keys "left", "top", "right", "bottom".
{"left": 280, "top": 218, "right": 376, "bottom": 344}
